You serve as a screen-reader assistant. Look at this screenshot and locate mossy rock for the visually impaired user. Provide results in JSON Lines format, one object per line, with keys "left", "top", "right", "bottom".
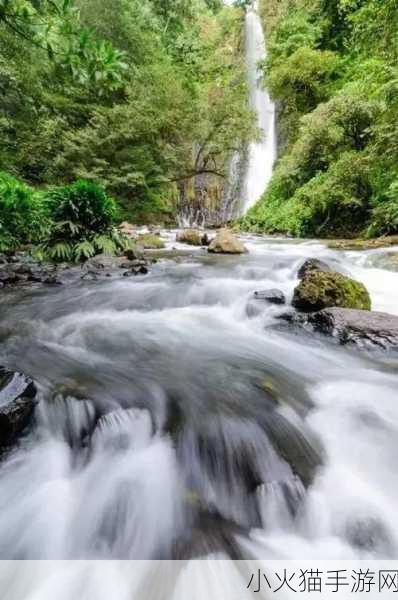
{"left": 137, "top": 234, "right": 165, "bottom": 250}
{"left": 326, "top": 236, "right": 398, "bottom": 251}
{"left": 176, "top": 229, "right": 209, "bottom": 246}
{"left": 292, "top": 271, "right": 371, "bottom": 313}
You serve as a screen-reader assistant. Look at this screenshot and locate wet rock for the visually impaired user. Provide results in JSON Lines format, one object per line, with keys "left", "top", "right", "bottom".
{"left": 303, "top": 308, "right": 398, "bottom": 350}
{"left": 176, "top": 229, "right": 209, "bottom": 246}
{"left": 0, "top": 367, "right": 37, "bottom": 445}
{"left": 0, "top": 267, "right": 19, "bottom": 284}
{"left": 119, "top": 221, "right": 136, "bottom": 237}
{"left": 120, "top": 260, "right": 135, "bottom": 270}
{"left": 120, "top": 258, "right": 149, "bottom": 270}
{"left": 81, "top": 271, "right": 98, "bottom": 281}
{"left": 9, "top": 263, "right": 33, "bottom": 275}
{"left": 254, "top": 289, "right": 286, "bottom": 305}
{"left": 327, "top": 235, "right": 398, "bottom": 251}
{"left": 124, "top": 246, "right": 144, "bottom": 261}
{"left": 27, "top": 267, "right": 49, "bottom": 283}
{"left": 208, "top": 229, "right": 248, "bottom": 255}
{"left": 135, "top": 265, "right": 148, "bottom": 275}
{"left": 297, "top": 258, "right": 332, "bottom": 280}
{"left": 42, "top": 274, "right": 62, "bottom": 285}
{"left": 86, "top": 254, "right": 123, "bottom": 270}
{"left": 246, "top": 290, "right": 286, "bottom": 318}
{"left": 173, "top": 509, "right": 246, "bottom": 560}
{"left": 292, "top": 271, "right": 371, "bottom": 312}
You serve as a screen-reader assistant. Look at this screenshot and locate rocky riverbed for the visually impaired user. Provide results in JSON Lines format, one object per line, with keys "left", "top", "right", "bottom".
{"left": 1, "top": 230, "right": 398, "bottom": 563}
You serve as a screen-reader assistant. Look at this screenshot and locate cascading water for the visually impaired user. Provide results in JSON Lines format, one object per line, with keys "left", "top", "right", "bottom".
{"left": 177, "top": 1, "right": 276, "bottom": 227}
{"left": 242, "top": 1, "right": 276, "bottom": 213}
{"left": 1, "top": 232, "right": 398, "bottom": 593}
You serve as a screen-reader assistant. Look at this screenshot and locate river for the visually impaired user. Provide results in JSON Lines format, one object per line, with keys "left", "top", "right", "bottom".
{"left": 1, "top": 233, "right": 398, "bottom": 566}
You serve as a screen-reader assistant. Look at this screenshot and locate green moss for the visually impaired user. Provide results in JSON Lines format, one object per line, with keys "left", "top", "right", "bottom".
{"left": 293, "top": 271, "right": 371, "bottom": 312}
{"left": 326, "top": 236, "right": 398, "bottom": 250}
{"left": 137, "top": 234, "right": 165, "bottom": 249}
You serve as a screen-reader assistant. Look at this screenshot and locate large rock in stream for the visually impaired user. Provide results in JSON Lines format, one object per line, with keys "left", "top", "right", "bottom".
{"left": 297, "top": 258, "right": 333, "bottom": 280}
{"left": 303, "top": 308, "right": 398, "bottom": 350}
{"left": 176, "top": 229, "right": 209, "bottom": 246}
{"left": 208, "top": 229, "right": 248, "bottom": 255}
{"left": 293, "top": 270, "right": 371, "bottom": 312}
{"left": 0, "top": 368, "right": 37, "bottom": 445}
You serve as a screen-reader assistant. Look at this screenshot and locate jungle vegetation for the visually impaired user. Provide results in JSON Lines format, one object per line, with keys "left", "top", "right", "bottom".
{"left": 0, "top": 0, "right": 254, "bottom": 255}
{"left": 242, "top": 0, "right": 398, "bottom": 238}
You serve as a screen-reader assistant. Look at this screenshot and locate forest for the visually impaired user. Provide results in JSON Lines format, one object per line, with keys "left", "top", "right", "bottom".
{"left": 243, "top": 0, "right": 398, "bottom": 238}
{"left": 0, "top": 0, "right": 253, "bottom": 259}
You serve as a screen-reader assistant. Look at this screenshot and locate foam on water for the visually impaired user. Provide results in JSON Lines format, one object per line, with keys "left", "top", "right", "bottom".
{"left": 0, "top": 234, "right": 398, "bottom": 594}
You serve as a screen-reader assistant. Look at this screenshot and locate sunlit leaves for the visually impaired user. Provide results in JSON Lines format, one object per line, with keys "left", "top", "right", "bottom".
{"left": 0, "top": 0, "right": 127, "bottom": 92}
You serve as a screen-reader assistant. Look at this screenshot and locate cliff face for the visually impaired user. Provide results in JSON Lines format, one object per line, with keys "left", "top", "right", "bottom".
{"left": 178, "top": 148, "right": 248, "bottom": 227}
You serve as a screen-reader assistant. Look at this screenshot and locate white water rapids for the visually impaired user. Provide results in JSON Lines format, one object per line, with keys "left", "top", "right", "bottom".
{"left": 0, "top": 233, "right": 398, "bottom": 579}
{"left": 0, "top": 5, "right": 397, "bottom": 597}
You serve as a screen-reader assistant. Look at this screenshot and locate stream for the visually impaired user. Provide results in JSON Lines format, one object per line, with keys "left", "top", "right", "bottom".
{"left": 0, "top": 233, "right": 398, "bottom": 564}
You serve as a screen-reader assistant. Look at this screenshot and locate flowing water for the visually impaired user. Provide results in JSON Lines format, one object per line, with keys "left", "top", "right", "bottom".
{"left": 178, "top": 1, "right": 276, "bottom": 226}
{"left": 242, "top": 2, "right": 276, "bottom": 212}
{"left": 0, "top": 5, "right": 397, "bottom": 592}
{"left": 1, "top": 234, "right": 398, "bottom": 568}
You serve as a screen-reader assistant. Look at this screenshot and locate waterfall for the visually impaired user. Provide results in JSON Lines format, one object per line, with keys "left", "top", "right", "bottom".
{"left": 241, "top": 1, "right": 276, "bottom": 213}
{"left": 177, "top": 1, "right": 276, "bottom": 227}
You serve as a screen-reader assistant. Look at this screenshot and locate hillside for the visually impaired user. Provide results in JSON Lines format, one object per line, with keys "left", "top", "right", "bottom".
{"left": 242, "top": 0, "right": 398, "bottom": 239}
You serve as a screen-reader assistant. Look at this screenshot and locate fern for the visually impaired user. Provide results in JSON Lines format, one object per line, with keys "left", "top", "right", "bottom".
{"left": 46, "top": 242, "right": 73, "bottom": 261}
{"left": 74, "top": 240, "right": 96, "bottom": 261}
{"left": 93, "top": 234, "right": 117, "bottom": 255}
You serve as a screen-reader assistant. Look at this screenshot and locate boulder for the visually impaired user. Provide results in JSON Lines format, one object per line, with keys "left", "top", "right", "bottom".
{"left": 297, "top": 258, "right": 332, "bottom": 280}
{"left": 247, "top": 289, "right": 287, "bottom": 317}
{"left": 254, "top": 289, "right": 286, "bottom": 305}
{"left": 0, "top": 268, "right": 19, "bottom": 285}
{"left": 292, "top": 271, "right": 371, "bottom": 313}
{"left": 124, "top": 246, "right": 144, "bottom": 261}
{"left": 85, "top": 254, "right": 123, "bottom": 270}
{"left": 208, "top": 230, "right": 248, "bottom": 255}
{"left": 0, "top": 367, "right": 37, "bottom": 445}
{"left": 119, "top": 222, "right": 136, "bottom": 237}
{"left": 137, "top": 234, "right": 165, "bottom": 250}
{"left": 176, "top": 230, "right": 209, "bottom": 246}
{"left": 300, "top": 308, "right": 398, "bottom": 350}
{"left": 327, "top": 236, "right": 398, "bottom": 251}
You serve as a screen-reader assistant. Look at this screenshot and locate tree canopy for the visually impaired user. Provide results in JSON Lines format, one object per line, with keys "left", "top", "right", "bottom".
{"left": 243, "top": 0, "right": 398, "bottom": 238}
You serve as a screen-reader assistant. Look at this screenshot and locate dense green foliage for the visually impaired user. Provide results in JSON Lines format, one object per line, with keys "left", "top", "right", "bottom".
{"left": 243, "top": 0, "right": 398, "bottom": 238}
{"left": 0, "top": 173, "right": 130, "bottom": 261}
{"left": 42, "top": 180, "right": 129, "bottom": 262}
{"left": 0, "top": 0, "right": 254, "bottom": 228}
{"left": 0, "top": 172, "right": 49, "bottom": 251}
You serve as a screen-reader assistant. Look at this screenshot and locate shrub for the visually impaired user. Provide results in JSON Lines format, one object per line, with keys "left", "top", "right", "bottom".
{"left": 367, "top": 181, "right": 398, "bottom": 237}
{"left": 266, "top": 47, "right": 340, "bottom": 142}
{"left": 267, "top": 10, "right": 322, "bottom": 67}
{"left": 0, "top": 172, "right": 50, "bottom": 251}
{"left": 42, "top": 180, "right": 131, "bottom": 261}
{"left": 242, "top": 151, "right": 371, "bottom": 238}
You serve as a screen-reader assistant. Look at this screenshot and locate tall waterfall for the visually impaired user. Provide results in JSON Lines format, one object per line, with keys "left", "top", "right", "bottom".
{"left": 241, "top": 1, "right": 276, "bottom": 213}
{"left": 177, "top": 1, "right": 276, "bottom": 227}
